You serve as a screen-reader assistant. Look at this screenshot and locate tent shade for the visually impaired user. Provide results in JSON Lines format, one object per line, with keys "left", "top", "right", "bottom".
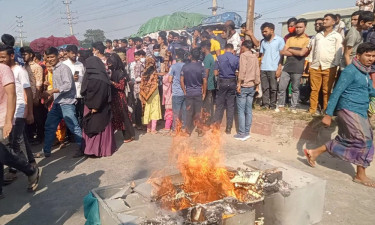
{"left": 135, "top": 12, "right": 208, "bottom": 37}
{"left": 201, "top": 12, "right": 243, "bottom": 28}
{"left": 29, "top": 35, "right": 79, "bottom": 53}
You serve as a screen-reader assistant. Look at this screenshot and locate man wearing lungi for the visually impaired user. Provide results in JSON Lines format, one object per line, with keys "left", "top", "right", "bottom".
{"left": 305, "top": 42, "right": 375, "bottom": 188}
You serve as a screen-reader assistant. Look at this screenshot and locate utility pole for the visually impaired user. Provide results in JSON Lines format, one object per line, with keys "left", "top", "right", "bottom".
{"left": 16, "top": 16, "right": 26, "bottom": 47}
{"left": 245, "top": 0, "right": 255, "bottom": 40}
{"left": 62, "top": 0, "right": 75, "bottom": 36}
{"left": 212, "top": 0, "right": 218, "bottom": 16}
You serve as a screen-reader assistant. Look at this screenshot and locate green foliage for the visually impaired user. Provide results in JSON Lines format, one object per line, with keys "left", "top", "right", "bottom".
{"left": 80, "top": 29, "right": 106, "bottom": 48}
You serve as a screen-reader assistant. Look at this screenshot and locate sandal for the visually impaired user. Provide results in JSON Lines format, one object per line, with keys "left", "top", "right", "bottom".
{"left": 124, "top": 137, "right": 135, "bottom": 143}
{"left": 303, "top": 149, "right": 316, "bottom": 168}
{"left": 353, "top": 178, "right": 375, "bottom": 188}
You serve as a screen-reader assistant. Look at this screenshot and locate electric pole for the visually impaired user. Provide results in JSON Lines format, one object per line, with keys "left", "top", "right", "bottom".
{"left": 212, "top": 0, "right": 218, "bottom": 16}
{"left": 16, "top": 16, "right": 26, "bottom": 47}
{"left": 245, "top": 0, "right": 255, "bottom": 40}
{"left": 62, "top": 0, "right": 76, "bottom": 36}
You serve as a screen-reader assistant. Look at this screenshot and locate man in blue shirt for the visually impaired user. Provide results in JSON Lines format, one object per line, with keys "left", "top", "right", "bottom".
{"left": 168, "top": 49, "right": 186, "bottom": 132}
{"left": 213, "top": 44, "right": 239, "bottom": 134}
{"left": 259, "top": 22, "right": 285, "bottom": 110}
{"left": 180, "top": 48, "right": 207, "bottom": 136}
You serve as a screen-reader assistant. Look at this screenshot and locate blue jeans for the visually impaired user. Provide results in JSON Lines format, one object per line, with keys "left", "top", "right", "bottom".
{"left": 172, "top": 95, "right": 186, "bottom": 131}
{"left": 43, "top": 104, "right": 82, "bottom": 154}
{"left": 237, "top": 87, "right": 256, "bottom": 135}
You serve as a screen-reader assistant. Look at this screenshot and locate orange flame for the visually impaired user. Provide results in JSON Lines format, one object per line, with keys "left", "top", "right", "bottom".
{"left": 150, "top": 124, "right": 246, "bottom": 211}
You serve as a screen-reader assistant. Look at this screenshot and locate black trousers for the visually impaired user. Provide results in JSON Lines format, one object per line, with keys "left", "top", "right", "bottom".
{"left": 185, "top": 95, "right": 203, "bottom": 134}
{"left": 202, "top": 90, "right": 215, "bottom": 126}
{"left": 76, "top": 98, "right": 84, "bottom": 127}
{"left": 261, "top": 71, "right": 278, "bottom": 108}
{"left": 122, "top": 108, "right": 135, "bottom": 140}
{"left": 214, "top": 78, "right": 236, "bottom": 130}
{"left": 8, "top": 118, "right": 36, "bottom": 173}
{"left": 0, "top": 128, "right": 35, "bottom": 194}
{"left": 133, "top": 97, "right": 142, "bottom": 127}
{"left": 26, "top": 104, "right": 47, "bottom": 141}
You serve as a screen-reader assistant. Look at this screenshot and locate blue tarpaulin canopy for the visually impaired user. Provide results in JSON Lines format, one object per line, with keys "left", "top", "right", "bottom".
{"left": 201, "top": 12, "right": 243, "bottom": 28}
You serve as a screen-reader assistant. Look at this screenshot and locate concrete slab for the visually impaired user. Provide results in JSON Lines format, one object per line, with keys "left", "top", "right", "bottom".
{"left": 226, "top": 153, "right": 326, "bottom": 225}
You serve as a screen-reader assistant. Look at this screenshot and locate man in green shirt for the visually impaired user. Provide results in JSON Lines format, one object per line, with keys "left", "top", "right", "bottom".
{"left": 201, "top": 40, "right": 216, "bottom": 131}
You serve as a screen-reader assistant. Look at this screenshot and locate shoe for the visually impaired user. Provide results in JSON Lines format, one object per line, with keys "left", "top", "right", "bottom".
{"left": 275, "top": 108, "right": 280, "bottom": 113}
{"left": 270, "top": 106, "right": 276, "bottom": 110}
{"left": 243, "top": 135, "right": 251, "bottom": 141}
{"left": 225, "top": 129, "right": 231, "bottom": 135}
{"left": 234, "top": 134, "right": 247, "bottom": 141}
{"left": 291, "top": 109, "right": 297, "bottom": 114}
{"left": 27, "top": 167, "right": 41, "bottom": 192}
{"left": 261, "top": 106, "right": 269, "bottom": 110}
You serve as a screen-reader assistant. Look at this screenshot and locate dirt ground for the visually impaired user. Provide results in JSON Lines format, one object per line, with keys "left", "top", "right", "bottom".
{"left": 0, "top": 127, "right": 374, "bottom": 225}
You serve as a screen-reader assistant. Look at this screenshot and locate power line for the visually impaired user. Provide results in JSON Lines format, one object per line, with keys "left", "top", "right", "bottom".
{"left": 79, "top": 0, "right": 174, "bottom": 23}
{"left": 16, "top": 16, "right": 26, "bottom": 47}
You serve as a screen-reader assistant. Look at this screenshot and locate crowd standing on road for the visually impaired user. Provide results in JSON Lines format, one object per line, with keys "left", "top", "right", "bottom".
{"left": 1, "top": 5, "right": 375, "bottom": 198}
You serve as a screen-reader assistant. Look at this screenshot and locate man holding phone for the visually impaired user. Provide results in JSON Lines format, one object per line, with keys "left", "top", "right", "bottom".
{"left": 63, "top": 45, "right": 85, "bottom": 125}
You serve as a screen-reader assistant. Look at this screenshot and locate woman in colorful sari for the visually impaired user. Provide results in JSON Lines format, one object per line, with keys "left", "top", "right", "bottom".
{"left": 304, "top": 43, "right": 375, "bottom": 188}
{"left": 139, "top": 57, "right": 162, "bottom": 134}
{"left": 107, "top": 53, "right": 135, "bottom": 143}
{"left": 81, "top": 56, "right": 116, "bottom": 157}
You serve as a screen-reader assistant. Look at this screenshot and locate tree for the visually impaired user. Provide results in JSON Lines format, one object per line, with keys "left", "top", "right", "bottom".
{"left": 80, "top": 29, "right": 106, "bottom": 48}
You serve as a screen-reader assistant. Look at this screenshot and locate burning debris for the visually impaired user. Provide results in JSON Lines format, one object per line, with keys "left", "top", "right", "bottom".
{"left": 148, "top": 127, "right": 266, "bottom": 212}
{"left": 96, "top": 127, "right": 292, "bottom": 225}
{"left": 142, "top": 197, "right": 256, "bottom": 225}
{"left": 149, "top": 168, "right": 265, "bottom": 211}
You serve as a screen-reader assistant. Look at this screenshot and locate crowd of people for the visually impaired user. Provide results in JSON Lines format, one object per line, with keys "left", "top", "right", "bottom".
{"left": 2, "top": 5, "right": 375, "bottom": 197}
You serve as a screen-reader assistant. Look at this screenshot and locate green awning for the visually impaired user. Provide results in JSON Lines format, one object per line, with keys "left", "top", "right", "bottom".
{"left": 134, "top": 12, "right": 208, "bottom": 37}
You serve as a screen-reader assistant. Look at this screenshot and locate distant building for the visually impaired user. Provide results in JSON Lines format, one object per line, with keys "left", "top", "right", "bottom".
{"left": 281, "top": 7, "right": 357, "bottom": 37}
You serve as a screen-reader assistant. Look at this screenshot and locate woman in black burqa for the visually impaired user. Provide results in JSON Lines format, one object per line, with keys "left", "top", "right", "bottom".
{"left": 107, "top": 53, "right": 135, "bottom": 143}
{"left": 81, "top": 56, "right": 116, "bottom": 157}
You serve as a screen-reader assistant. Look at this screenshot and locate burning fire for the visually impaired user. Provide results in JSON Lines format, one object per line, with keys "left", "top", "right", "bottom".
{"left": 149, "top": 125, "right": 261, "bottom": 211}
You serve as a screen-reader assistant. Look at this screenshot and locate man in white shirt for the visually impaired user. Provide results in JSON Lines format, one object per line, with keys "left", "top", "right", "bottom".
{"left": 0, "top": 61, "right": 40, "bottom": 197}
{"left": 63, "top": 45, "right": 85, "bottom": 125}
{"left": 225, "top": 20, "right": 242, "bottom": 55}
{"left": 309, "top": 14, "right": 343, "bottom": 115}
{"left": 0, "top": 44, "right": 36, "bottom": 184}
{"left": 334, "top": 14, "right": 346, "bottom": 38}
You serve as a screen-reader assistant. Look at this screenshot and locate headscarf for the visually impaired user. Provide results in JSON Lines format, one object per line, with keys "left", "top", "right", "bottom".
{"left": 81, "top": 56, "right": 110, "bottom": 97}
{"left": 107, "top": 53, "right": 126, "bottom": 83}
{"left": 139, "top": 57, "right": 159, "bottom": 103}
